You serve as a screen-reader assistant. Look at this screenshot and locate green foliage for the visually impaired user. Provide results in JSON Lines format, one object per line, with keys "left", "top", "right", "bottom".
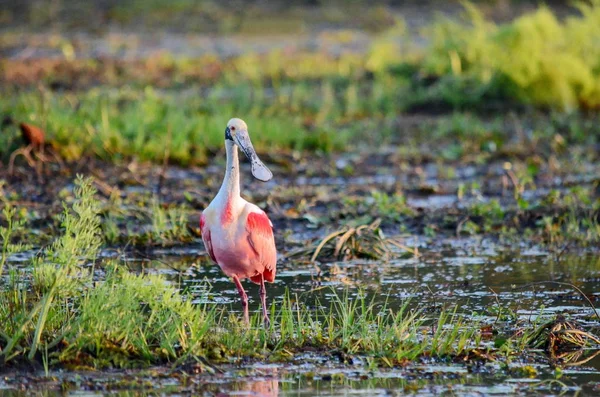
{"left": 60, "top": 263, "right": 212, "bottom": 366}
{"left": 149, "top": 198, "right": 192, "bottom": 244}
{"left": 1, "top": 86, "right": 360, "bottom": 164}
{"left": 424, "top": 1, "right": 600, "bottom": 110}
{"left": 3, "top": 2, "right": 600, "bottom": 167}
{"left": 31, "top": 176, "right": 102, "bottom": 300}
{"left": 38, "top": 175, "right": 102, "bottom": 271}
{"left": 470, "top": 199, "right": 504, "bottom": 221}
{"left": 99, "top": 194, "right": 194, "bottom": 246}
{"left": 1, "top": 176, "right": 103, "bottom": 362}
{"left": 342, "top": 191, "right": 414, "bottom": 226}
{"left": 0, "top": 174, "right": 597, "bottom": 369}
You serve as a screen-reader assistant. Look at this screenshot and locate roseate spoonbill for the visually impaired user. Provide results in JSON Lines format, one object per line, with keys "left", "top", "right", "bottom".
{"left": 200, "top": 118, "right": 276, "bottom": 325}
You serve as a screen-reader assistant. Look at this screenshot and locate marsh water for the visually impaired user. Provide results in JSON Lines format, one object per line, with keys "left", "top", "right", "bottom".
{"left": 3, "top": 237, "right": 600, "bottom": 396}
{"left": 127, "top": 241, "right": 600, "bottom": 322}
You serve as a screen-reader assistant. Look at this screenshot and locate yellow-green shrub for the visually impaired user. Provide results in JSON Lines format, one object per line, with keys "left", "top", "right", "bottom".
{"left": 424, "top": 1, "right": 600, "bottom": 110}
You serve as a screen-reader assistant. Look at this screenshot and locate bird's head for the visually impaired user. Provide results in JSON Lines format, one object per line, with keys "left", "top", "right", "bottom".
{"left": 225, "top": 118, "right": 273, "bottom": 182}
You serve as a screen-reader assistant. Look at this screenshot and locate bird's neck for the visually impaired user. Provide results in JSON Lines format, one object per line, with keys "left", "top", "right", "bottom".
{"left": 216, "top": 140, "right": 240, "bottom": 205}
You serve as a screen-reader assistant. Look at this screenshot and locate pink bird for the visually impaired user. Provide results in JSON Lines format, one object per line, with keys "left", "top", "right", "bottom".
{"left": 200, "top": 118, "right": 277, "bottom": 325}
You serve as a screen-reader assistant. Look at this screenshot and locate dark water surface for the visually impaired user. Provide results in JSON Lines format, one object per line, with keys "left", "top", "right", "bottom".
{"left": 131, "top": 239, "right": 600, "bottom": 324}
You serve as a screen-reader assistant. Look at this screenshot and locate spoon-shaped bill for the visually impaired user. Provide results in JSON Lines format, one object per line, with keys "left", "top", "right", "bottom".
{"left": 234, "top": 129, "right": 273, "bottom": 182}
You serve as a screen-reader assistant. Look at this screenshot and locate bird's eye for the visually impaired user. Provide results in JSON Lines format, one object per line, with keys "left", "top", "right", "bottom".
{"left": 231, "top": 126, "right": 236, "bottom": 131}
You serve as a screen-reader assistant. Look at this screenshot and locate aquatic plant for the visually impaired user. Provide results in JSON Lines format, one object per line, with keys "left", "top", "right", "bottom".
{"left": 528, "top": 315, "right": 600, "bottom": 352}
{"left": 59, "top": 263, "right": 213, "bottom": 367}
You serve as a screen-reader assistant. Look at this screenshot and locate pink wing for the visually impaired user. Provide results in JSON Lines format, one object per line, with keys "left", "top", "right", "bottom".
{"left": 246, "top": 211, "right": 277, "bottom": 283}
{"left": 200, "top": 213, "right": 217, "bottom": 263}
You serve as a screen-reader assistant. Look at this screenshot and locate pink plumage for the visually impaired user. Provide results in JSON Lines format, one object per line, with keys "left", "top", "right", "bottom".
{"left": 200, "top": 209, "right": 276, "bottom": 282}
{"left": 246, "top": 212, "right": 277, "bottom": 283}
{"left": 200, "top": 118, "right": 276, "bottom": 325}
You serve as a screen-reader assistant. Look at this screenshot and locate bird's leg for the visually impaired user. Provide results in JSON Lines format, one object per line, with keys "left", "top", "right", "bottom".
{"left": 8, "top": 146, "right": 36, "bottom": 175}
{"left": 259, "top": 275, "right": 270, "bottom": 327}
{"left": 232, "top": 276, "right": 249, "bottom": 325}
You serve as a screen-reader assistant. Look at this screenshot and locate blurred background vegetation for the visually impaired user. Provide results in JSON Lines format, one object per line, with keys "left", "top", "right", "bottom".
{"left": 0, "top": 0, "right": 582, "bottom": 33}
{"left": 1, "top": 0, "right": 599, "bottom": 164}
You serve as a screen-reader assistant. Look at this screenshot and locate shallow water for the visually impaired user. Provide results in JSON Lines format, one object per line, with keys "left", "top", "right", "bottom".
{"left": 128, "top": 239, "right": 600, "bottom": 324}
{"left": 2, "top": 352, "right": 600, "bottom": 396}
{"left": 4, "top": 240, "right": 587, "bottom": 395}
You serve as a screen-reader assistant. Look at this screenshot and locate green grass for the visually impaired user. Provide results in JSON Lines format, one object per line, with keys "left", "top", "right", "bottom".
{"left": 102, "top": 194, "right": 194, "bottom": 246}
{"left": 2, "top": 0, "right": 600, "bottom": 369}
{"left": 4, "top": 1, "right": 600, "bottom": 110}
{"left": 2, "top": 3, "right": 600, "bottom": 166}
{"left": 0, "top": 85, "right": 372, "bottom": 164}
{"left": 450, "top": 189, "right": 600, "bottom": 245}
